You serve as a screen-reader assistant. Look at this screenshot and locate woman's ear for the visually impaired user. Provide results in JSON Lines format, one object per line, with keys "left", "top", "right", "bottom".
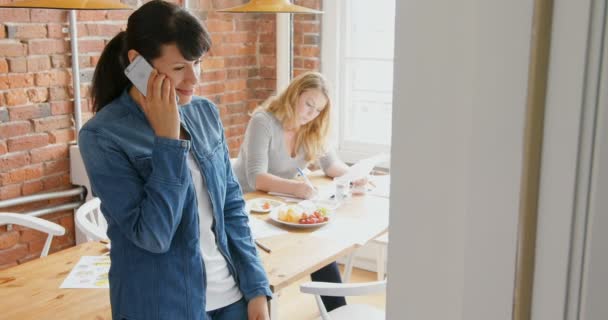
{"left": 127, "top": 49, "right": 140, "bottom": 64}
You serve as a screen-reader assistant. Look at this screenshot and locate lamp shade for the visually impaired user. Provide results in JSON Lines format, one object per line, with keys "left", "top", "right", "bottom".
{"left": 0, "top": 0, "right": 131, "bottom": 10}
{"left": 218, "top": 0, "right": 322, "bottom": 14}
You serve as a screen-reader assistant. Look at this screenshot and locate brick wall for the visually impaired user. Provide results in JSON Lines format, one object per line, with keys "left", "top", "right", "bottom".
{"left": 0, "top": 0, "right": 321, "bottom": 269}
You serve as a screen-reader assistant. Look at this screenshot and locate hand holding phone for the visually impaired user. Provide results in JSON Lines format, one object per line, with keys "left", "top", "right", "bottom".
{"left": 125, "top": 56, "right": 180, "bottom": 139}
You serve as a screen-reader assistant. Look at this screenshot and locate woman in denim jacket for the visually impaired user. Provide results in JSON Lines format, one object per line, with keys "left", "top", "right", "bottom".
{"left": 78, "top": 1, "right": 271, "bottom": 319}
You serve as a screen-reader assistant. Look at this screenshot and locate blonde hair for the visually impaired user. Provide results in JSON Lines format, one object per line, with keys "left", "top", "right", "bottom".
{"left": 255, "top": 71, "right": 331, "bottom": 162}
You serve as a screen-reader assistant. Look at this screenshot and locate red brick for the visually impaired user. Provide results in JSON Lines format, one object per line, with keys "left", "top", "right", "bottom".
{"left": 259, "top": 43, "right": 275, "bottom": 55}
{"left": 257, "top": 20, "right": 275, "bottom": 33}
{"left": 6, "top": 57, "right": 26, "bottom": 73}
{"left": 0, "top": 231, "right": 19, "bottom": 250}
{"left": 34, "top": 69, "right": 71, "bottom": 87}
{"left": 77, "top": 10, "right": 107, "bottom": 21}
{"left": 7, "top": 74, "right": 34, "bottom": 88}
{"left": 225, "top": 56, "right": 256, "bottom": 68}
{"left": 8, "top": 104, "right": 51, "bottom": 121}
{"left": 4, "top": 89, "right": 28, "bottom": 106}
{"left": 200, "top": 83, "right": 226, "bottom": 96}
{"left": 49, "top": 86, "right": 70, "bottom": 101}
{"left": 50, "top": 101, "right": 73, "bottom": 115}
{"left": 6, "top": 24, "right": 47, "bottom": 39}
{"left": 27, "top": 56, "right": 51, "bottom": 72}
{"left": 85, "top": 23, "right": 123, "bottom": 37}
{"left": 30, "top": 9, "right": 66, "bottom": 23}
{"left": 0, "top": 152, "right": 30, "bottom": 172}
{"left": 0, "top": 163, "right": 43, "bottom": 184}
{"left": 0, "top": 121, "right": 31, "bottom": 139}
{"left": 32, "top": 115, "right": 72, "bottom": 132}
{"left": 48, "top": 128, "right": 74, "bottom": 144}
{"left": 222, "top": 32, "right": 255, "bottom": 43}
{"left": 47, "top": 24, "right": 67, "bottom": 39}
{"left": 0, "top": 141, "right": 7, "bottom": 155}
{"left": 0, "top": 244, "right": 28, "bottom": 265}
{"left": 26, "top": 88, "right": 48, "bottom": 103}
{"left": 225, "top": 79, "right": 247, "bottom": 91}
{"left": 42, "top": 173, "right": 71, "bottom": 190}
{"left": 294, "top": 21, "right": 320, "bottom": 33}
{"left": 0, "top": 184, "right": 21, "bottom": 200}
{"left": 30, "top": 144, "right": 68, "bottom": 163}
{"left": 90, "top": 55, "right": 101, "bottom": 66}
{"left": 28, "top": 39, "right": 69, "bottom": 55}
{"left": 259, "top": 32, "right": 275, "bottom": 43}
{"left": 294, "top": 46, "right": 320, "bottom": 57}
{"left": 7, "top": 133, "right": 48, "bottom": 152}
{"left": 202, "top": 58, "right": 225, "bottom": 70}
{"left": 235, "top": 20, "right": 257, "bottom": 32}
{"left": 21, "top": 179, "right": 43, "bottom": 195}
{"left": 106, "top": 10, "right": 131, "bottom": 20}
{"left": 0, "top": 58, "right": 8, "bottom": 73}
{"left": 50, "top": 55, "right": 70, "bottom": 68}
{"left": 260, "top": 55, "right": 276, "bottom": 67}
{"left": 0, "top": 75, "right": 7, "bottom": 90}
{"left": 77, "top": 39, "right": 105, "bottom": 53}
{"left": 43, "top": 158, "right": 69, "bottom": 176}
{"left": 0, "top": 42, "right": 26, "bottom": 57}
{"left": 202, "top": 70, "right": 227, "bottom": 82}
{"left": 0, "top": 8, "right": 29, "bottom": 22}
{"left": 207, "top": 19, "right": 234, "bottom": 32}
{"left": 19, "top": 226, "right": 47, "bottom": 243}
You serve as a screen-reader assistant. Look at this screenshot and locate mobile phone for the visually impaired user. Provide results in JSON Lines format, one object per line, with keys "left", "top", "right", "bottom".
{"left": 124, "top": 56, "right": 180, "bottom": 104}
{"left": 124, "top": 55, "right": 154, "bottom": 97}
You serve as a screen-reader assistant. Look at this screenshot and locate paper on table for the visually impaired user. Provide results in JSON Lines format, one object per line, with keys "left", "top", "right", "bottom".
{"left": 337, "top": 153, "right": 389, "bottom": 183}
{"left": 60, "top": 256, "right": 110, "bottom": 289}
{"left": 311, "top": 214, "right": 389, "bottom": 246}
{"left": 267, "top": 192, "right": 303, "bottom": 203}
{"left": 269, "top": 183, "right": 336, "bottom": 203}
{"left": 248, "top": 216, "right": 288, "bottom": 239}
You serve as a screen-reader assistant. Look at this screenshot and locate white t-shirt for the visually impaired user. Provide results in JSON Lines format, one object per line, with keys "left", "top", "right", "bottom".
{"left": 186, "top": 152, "right": 242, "bottom": 311}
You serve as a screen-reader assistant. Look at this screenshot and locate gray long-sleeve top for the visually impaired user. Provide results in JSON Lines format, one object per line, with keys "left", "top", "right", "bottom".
{"left": 233, "top": 111, "right": 338, "bottom": 193}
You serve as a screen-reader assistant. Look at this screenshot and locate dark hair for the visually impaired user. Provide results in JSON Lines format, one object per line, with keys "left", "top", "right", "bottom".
{"left": 91, "top": 0, "right": 211, "bottom": 112}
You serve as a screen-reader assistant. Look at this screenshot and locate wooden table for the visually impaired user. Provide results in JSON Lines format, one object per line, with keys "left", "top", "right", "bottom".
{"left": 0, "top": 174, "right": 390, "bottom": 319}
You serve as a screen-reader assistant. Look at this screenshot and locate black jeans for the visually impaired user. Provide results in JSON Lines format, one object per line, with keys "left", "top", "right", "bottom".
{"left": 310, "top": 261, "right": 347, "bottom": 311}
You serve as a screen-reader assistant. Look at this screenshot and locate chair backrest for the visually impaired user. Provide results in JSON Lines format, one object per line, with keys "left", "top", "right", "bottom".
{"left": 0, "top": 213, "right": 65, "bottom": 257}
{"left": 75, "top": 197, "right": 108, "bottom": 242}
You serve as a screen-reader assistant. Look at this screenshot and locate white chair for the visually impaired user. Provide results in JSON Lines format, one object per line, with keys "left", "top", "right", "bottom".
{"left": 300, "top": 280, "right": 387, "bottom": 320}
{"left": 75, "top": 197, "right": 108, "bottom": 242}
{"left": 342, "top": 232, "right": 389, "bottom": 282}
{"left": 0, "top": 213, "right": 65, "bottom": 257}
{"left": 373, "top": 232, "right": 389, "bottom": 280}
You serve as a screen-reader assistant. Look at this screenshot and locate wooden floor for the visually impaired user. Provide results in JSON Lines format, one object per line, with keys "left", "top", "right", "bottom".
{"left": 278, "top": 266, "right": 386, "bottom": 320}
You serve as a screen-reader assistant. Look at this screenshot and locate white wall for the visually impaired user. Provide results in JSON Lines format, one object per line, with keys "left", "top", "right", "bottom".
{"left": 386, "top": 1, "right": 534, "bottom": 319}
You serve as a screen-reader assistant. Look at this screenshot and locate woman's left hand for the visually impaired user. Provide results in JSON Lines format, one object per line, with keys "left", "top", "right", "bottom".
{"left": 247, "top": 295, "right": 270, "bottom": 320}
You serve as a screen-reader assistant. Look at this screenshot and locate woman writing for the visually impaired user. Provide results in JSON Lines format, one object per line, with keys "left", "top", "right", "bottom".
{"left": 233, "top": 71, "right": 365, "bottom": 311}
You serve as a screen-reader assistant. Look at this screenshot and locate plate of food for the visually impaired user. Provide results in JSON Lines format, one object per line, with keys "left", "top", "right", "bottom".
{"left": 246, "top": 198, "right": 284, "bottom": 214}
{"left": 270, "top": 204, "right": 332, "bottom": 228}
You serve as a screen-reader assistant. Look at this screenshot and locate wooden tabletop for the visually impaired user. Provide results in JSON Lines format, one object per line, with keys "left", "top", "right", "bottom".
{"left": 0, "top": 174, "right": 390, "bottom": 318}
{"left": 0, "top": 241, "right": 111, "bottom": 320}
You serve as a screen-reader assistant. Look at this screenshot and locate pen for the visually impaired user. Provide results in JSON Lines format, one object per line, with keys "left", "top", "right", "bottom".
{"left": 297, "top": 167, "right": 315, "bottom": 189}
{"left": 255, "top": 240, "right": 272, "bottom": 254}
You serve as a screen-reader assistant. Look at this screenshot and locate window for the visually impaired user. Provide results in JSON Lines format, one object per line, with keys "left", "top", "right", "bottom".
{"left": 322, "top": 0, "right": 396, "bottom": 163}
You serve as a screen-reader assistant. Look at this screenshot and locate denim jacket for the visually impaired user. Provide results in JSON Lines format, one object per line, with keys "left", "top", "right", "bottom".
{"left": 79, "top": 90, "right": 272, "bottom": 320}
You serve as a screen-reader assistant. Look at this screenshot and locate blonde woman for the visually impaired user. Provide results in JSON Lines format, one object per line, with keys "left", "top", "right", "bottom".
{"left": 233, "top": 71, "right": 364, "bottom": 311}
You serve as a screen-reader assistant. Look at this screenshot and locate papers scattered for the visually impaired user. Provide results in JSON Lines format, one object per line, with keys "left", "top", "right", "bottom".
{"left": 60, "top": 256, "right": 110, "bottom": 289}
